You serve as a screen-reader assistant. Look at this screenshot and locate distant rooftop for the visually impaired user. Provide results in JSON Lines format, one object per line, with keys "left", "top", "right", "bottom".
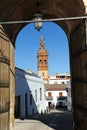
{"left": 45, "top": 84, "right": 66, "bottom": 91}
{"left": 15, "top": 67, "right": 40, "bottom": 78}
{"left": 50, "top": 73, "right": 70, "bottom": 76}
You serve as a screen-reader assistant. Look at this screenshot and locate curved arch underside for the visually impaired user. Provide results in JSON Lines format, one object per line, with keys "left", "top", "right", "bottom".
{"left": 0, "top": 0, "right": 85, "bottom": 45}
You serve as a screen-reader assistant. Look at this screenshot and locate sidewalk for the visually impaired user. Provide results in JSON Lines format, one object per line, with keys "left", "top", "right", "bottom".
{"left": 14, "top": 109, "right": 72, "bottom": 130}
{"left": 14, "top": 110, "right": 54, "bottom": 130}
{"left": 14, "top": 118, "right": 54, "bottom": 130}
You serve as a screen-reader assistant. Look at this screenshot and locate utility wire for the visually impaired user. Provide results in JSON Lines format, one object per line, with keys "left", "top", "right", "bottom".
{"left": 0, "top": 15, "right": 87, "bottom": 25}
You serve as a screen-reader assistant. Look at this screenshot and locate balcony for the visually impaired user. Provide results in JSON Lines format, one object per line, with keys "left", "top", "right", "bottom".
{"left": 57, "top": 96, "right": 67, "bottom": 100}
{"left": 45, "top": 96, "right": 53, "bottom": 100}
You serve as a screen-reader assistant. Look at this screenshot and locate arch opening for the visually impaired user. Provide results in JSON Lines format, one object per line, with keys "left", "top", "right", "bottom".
{"left": 15, "top": 22, "right": 70, "bottom": 74}
{"left": 15, "top": 21, "right": 72, "bottom": 129}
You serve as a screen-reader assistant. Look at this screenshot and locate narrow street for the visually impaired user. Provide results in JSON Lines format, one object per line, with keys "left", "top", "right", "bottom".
{"left": 15, "top": 109, "right": 73, "bottom": 130}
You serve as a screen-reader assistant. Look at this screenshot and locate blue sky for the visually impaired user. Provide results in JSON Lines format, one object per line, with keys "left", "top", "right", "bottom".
{"left": 15, "top": 22, "right": 70, "bottom": 75}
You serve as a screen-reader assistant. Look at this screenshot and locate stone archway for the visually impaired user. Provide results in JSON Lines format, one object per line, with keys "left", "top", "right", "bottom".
{"left": 0, "top": 0, "right": 87, "bottom": 130}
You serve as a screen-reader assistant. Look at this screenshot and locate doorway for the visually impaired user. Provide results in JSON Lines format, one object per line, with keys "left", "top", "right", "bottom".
{"left": 15, "top": 96, "right": 20, "bottom": 118}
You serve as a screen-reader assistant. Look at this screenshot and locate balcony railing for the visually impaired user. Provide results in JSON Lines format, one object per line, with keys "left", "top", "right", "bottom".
{"left": 45, "top": 96, "right": 53, "bottom": 100}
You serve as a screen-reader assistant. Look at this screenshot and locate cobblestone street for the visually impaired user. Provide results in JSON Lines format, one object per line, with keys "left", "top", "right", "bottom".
{"left": 15, "top": 109, "right": 73, "bottom": 130}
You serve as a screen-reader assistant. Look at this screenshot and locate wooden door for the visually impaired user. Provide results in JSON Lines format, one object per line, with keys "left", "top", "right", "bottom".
{"left": 70, "top": 20, "right": 87, "bottom": 130}
{"left": 0, "top": 28, "right": 10, "bottom": 130}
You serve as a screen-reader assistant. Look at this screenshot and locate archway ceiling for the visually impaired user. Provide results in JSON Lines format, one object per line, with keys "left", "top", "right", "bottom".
{"left": 0, "top": 0, "right": 85, "bottom": 45}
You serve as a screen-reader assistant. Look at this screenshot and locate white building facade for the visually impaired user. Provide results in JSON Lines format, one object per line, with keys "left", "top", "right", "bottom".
{"left": 49, "top": 73, "right": 70, "bottom": 84}
{"left": 45, "top": 73, "right": 71, "bottom": 109}
{"left": 45, "top": 84, "right": 67, "bottom": 109}
{"left": 66, "top": 81, "right": 72, "bottom": 111}
{"left": 15, "top": 67, "right": 46, "bottom": 118}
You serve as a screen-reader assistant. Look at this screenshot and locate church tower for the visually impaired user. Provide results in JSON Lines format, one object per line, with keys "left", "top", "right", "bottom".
{"left": 37, "top": 36, "right": 48, "bottom": 83}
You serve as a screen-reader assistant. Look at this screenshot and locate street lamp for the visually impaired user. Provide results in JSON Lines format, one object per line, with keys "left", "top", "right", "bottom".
{"left": 33, "top": 1, "right": 43, "bottom": 31}
{"left": 33, "top": 12, "right": 43, "bottom": 31}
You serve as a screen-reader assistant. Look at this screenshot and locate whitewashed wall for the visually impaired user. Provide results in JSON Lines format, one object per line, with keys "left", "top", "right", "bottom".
{"left": 66, "top": 81, "right": 72, "bottom": 111}
{"left": 45, "top": 90, "right": 67, "bottom": 107}
{"left": 49, "top": 74, "right": 70, "bottom": 84}
{"left": 15, "top": 67, "right": 46, "bottom": 118}
{"left": 49, "top": 79, "right": 69, "bottom": 84}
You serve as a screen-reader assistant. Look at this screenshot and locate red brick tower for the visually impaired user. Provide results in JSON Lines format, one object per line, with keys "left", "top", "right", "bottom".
{"left": 37, "top": 36, "right": 48, "bottom": 83}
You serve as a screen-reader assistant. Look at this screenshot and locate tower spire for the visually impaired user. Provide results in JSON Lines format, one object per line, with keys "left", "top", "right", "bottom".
{"left": 40, "top": 35, "right": 45, "bottom": 50}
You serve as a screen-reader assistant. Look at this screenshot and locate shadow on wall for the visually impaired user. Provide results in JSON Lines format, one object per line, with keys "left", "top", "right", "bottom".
{"left": 15, "top": 67, "right": 44, "bottom": 119}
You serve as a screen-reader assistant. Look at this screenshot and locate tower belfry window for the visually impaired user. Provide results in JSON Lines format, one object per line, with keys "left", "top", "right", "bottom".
{"left": 44, "top": 60, "right": 46, "bottom": 64}
{"left": 40, "top": 59, "right": 42, "bottom": 64}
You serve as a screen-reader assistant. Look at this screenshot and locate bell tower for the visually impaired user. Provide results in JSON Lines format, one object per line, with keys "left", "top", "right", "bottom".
{"left": 37, "top": 36, "right": 48, "bottom": 83}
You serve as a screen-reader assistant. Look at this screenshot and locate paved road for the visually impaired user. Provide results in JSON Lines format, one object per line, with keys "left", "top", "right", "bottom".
{"left": 15, "top": 109, "right": 73, "bottom": 130}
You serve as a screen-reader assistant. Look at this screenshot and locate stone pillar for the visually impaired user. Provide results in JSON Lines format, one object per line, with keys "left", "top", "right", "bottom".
{"left": 70, "top": 19, "right": 87, "bottom": 130}
{"left": 9, "top": 42, "right": 15, "bottom": 130}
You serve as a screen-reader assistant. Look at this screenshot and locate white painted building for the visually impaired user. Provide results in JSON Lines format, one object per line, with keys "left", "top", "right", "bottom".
{"left": 45, "top": 84, "right": 67, "bottom": 109}
{"left": 44, "top": 73, "right": 71, "bottom": 109}
{"left": 15, "top": 67, "right": 46, "bottom": 118}
{"left": 66, "top": 81, "right": 72, "bottom": 111}
{"left": 49, "top": 73, "right": 70, "bottom": 84}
